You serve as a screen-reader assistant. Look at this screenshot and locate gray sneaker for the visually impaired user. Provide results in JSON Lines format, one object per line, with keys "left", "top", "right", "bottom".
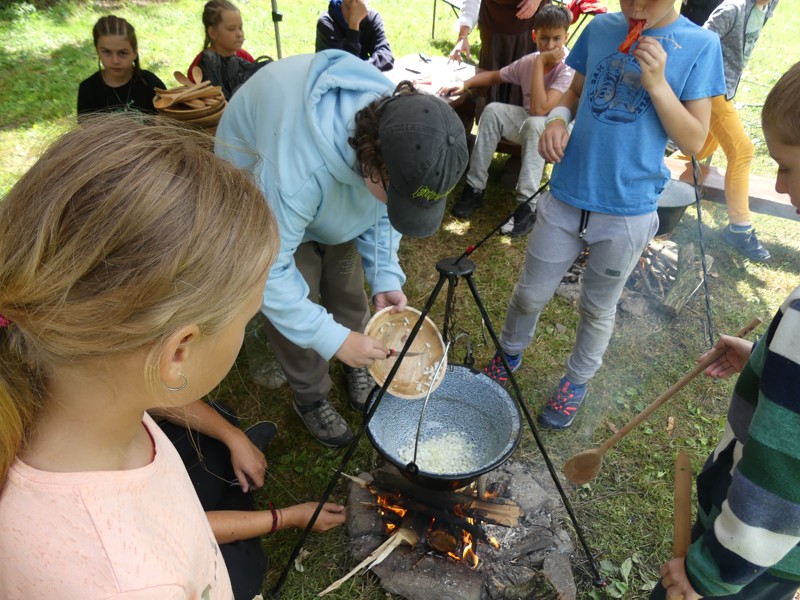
{"left": 244, "top": 316, "right": 288, "bottom": 389}
{"left": 343, "top": 366, "right": 376, "bottom": 412}
{"left": 293, "top": 399, "right": 354, "bottom": 448}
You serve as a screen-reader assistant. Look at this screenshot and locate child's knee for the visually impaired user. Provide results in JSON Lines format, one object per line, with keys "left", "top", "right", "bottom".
{"left": 509, "top": 286, "right": 548, "bottom": 314}
{"left": 520, "top": 116, "right": 546, "bottom": 138}
{"left": 479, "top": 103, "right": 504, "bottom": 127}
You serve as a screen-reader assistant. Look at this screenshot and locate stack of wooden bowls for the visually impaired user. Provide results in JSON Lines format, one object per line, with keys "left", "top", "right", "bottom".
{"left": 154, "top": 68, "right": 226, "bottom": 133}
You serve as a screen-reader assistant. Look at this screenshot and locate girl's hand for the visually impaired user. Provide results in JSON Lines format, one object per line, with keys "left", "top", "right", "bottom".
{"left": 516, "top": 0, "right": 542, "bottom": 20}
{"left": 633, "top": 36, "right": 668, "bottom": 94}
{"left": 699, "top": 334, "right": 753, "bottom": 379}
{"left": 538, "top": 120, "right": 570, "bottom": 163}
{"left": 224, "top": 429, "right": 267, "bottom": 493}
{"left": 449, "top": 38, "right": 470, "bottom": 64}
{"left": 374, "top": 290, "right": 407, "bottom": 312}
{"left": 285, "top": 502, "right": 346, "bottom": 532}
{"left": 659, "top": 558, "right": 702, "bottom": 600}
{"left": 335, "top": 331, "right": 389, "bottom": 368}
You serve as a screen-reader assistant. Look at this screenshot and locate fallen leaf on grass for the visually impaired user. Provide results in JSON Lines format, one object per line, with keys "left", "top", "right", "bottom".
{"left": 605, "top": 420, "right": 619, "bottom": 434}
{"left": 294, "top": 548, "right": 311, "bottom": 573}
{"left": 667, "top": 416, "right": 675, "bottom": 435}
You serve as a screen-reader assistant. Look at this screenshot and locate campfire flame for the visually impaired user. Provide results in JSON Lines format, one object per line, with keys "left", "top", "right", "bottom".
{"left": 376, "top": 495, "right": 407, "bottom": 519}
{"left": 376, "top": 495, "right": 488, "bottom": 569}
{"left": 461, "top": 526, "right": 479, "bottom": 568}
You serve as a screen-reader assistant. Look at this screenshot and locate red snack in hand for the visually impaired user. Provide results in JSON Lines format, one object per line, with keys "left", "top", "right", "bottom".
{"left": 618, "top": 19, "right": 646, "bottom": 54}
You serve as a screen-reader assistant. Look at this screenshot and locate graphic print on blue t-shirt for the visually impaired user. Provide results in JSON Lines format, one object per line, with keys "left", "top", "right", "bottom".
{"left": 589, "top": 54, "right": 649, "bottom": 125}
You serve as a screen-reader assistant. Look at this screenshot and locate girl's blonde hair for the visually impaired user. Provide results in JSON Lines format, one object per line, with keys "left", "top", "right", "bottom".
{"left": 0, "top": 115, "right": 278, "bottom": 481}
{"left": 762, "top": 61, "right": 800, "bottom": 146}
{"left": 202, "top": 0, "right": 240, "bottom": 50}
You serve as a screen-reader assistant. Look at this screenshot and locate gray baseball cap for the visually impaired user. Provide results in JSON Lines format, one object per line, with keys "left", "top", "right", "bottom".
{"left": 379, "top": 94, "right": 468, "bottom": 238}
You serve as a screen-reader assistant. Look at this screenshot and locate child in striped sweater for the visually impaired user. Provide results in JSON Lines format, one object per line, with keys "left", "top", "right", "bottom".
{"left": 652, "top": 59, "right": 800, "bottom": 600}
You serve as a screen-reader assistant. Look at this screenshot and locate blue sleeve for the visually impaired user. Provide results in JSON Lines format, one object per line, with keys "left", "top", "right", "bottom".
{"left": 355, "top": 213, "right": 405, "bottom": 300}
{"left": 680, "top": 31, "right": 725, "bottom": 101}
{"left": 565, "top": 19, "right": 591, "bottom": 76}
{"left": 261, "top": 175, "right": 351, "bottom": 360}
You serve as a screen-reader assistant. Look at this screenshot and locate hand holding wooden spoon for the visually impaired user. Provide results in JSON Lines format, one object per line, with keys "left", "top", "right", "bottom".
{"left": 562, "top": 318, "right": 762, "bottom": 485}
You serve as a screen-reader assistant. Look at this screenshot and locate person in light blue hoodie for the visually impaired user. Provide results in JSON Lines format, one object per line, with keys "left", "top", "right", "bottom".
{"left": 215, "top": 50, "right": 468, "bottom": 447}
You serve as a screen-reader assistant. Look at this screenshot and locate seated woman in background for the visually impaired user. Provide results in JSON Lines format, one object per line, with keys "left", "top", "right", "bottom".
{"left": 188, "top": 0, "right": 253, "bottom": 83}
{"left": 77, "top": 15, "right": 164, "bottom": 118}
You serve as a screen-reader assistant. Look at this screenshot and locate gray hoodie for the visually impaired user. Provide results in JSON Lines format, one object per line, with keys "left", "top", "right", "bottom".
{"left": 704, "top": 0, "right": 779, "bottom": 99}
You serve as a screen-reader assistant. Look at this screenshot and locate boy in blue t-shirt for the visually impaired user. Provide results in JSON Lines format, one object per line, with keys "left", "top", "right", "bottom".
{"left": 484, "top": 0, "right": 725, "bottom": 429}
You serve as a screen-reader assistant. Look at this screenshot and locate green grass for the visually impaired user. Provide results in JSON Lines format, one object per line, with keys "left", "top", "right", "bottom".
{"left": 2, "top": 1, "right": 800, "bottom": 598}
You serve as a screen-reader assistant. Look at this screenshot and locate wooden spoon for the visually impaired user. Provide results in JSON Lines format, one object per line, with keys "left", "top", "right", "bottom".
{"left": 153, "top": 82, "right": 214, "bottom": 109}
{"left": 191, "top": 65, "right": 203, "bottom": 84}
{"left": 672, "top": 451, "right": 692, "bottom": 600}
{"left": 562, "top": 318, "right": 762, "bottom": 485}
{"left": 173, "top": 70, "right": 193, "bottom": 87}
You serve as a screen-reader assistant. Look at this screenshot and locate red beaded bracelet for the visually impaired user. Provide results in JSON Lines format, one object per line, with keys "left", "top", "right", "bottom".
{"left": 269, "top": 502, "right": 279, "bottom": 534}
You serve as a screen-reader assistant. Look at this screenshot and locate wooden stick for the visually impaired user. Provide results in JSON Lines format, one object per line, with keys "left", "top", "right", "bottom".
{"left": 317, "top": 522, "right": 421, "bottom": 596}
{"left": 672, "top": 451, "right": 693, "bottom": 600}
{"left": 673, "top": 451, "right": 692, "bottom": 558}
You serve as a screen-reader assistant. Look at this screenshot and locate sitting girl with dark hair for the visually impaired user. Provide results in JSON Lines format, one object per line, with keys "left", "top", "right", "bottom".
{"left": 77, "top": 15, "right": 165, "bottom": 118}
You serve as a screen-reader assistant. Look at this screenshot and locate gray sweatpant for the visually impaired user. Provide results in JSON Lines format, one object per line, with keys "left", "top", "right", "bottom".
{"left": 466, "top": 102, "right": 547, "bottom": 203}
{"left": 499, "top": 192, "right": 658, "bottom": 384}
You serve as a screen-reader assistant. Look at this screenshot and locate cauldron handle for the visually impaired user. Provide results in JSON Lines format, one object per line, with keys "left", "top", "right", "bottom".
{"left": 410, "top": 341, "right": 451, "bottom": 468}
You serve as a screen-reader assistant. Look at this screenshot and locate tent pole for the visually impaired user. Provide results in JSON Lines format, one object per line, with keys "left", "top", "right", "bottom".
{"left": 270, "top": 0, "right": 283, "bottom": 58}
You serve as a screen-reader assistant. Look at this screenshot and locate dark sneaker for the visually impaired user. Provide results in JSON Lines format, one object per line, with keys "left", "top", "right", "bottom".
{"left": 244, "top": 421, "right": 278, "bottom": 453}
{"left": 721, "top": 226, "right": 771, "bottom": 262}
{"left": 501, "top": 203, "right": 536, "bottom": 237}
{"left": 451, "top": 184, "right": 485, "bottom": 218}
{"left": 538, "top": 377, "right": 587, "bottom": 429}
{"left": 483, "top": 351, "right": 522, "bottom": 386}
{"left": 244, "top": 318, "right": 288, "bottom": 389}
{"left": 343, "top": 365, "right": 376, "bottom": 412}
{"left": 293, "top": 399, "right": 354, "bottom": 448}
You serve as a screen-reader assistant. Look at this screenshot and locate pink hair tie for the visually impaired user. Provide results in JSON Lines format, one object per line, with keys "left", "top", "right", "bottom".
{"left": 0, "top": 315, "right": 11, "bottom": 328}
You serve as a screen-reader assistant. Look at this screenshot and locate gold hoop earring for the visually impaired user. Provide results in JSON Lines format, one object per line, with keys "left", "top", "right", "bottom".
{"left": 162, "top": 373, "right": 189, "bottom": 392}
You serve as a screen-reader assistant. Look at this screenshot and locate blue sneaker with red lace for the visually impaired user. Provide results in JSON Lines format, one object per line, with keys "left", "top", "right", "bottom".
{"left": 483, "top": 351, "right": 521, "bottom": 386}
{"left": 537, "top": 377, "right": 587, "bottom": 429}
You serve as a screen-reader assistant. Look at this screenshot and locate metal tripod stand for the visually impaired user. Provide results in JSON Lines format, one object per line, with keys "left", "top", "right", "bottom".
{"left": 271, "top": 246, "right": 606, "bottom": 597}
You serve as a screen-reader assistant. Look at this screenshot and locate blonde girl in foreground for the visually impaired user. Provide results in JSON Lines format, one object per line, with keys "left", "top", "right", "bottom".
{"left": 0, "top": 116, "right": 277, "bottom": 598}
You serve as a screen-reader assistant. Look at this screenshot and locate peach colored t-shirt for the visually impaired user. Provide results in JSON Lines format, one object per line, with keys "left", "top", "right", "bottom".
{"left": 0, "top": 412, "right": 233, "bottom": 599}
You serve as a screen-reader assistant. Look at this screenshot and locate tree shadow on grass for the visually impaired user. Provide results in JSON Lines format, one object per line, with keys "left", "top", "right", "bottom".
{"left": 0, "top": 38, "right": 94, "bottom": 130}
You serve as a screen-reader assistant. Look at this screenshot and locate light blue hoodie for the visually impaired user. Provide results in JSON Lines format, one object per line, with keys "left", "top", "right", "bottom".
{"left": 215, "top": 51, "right": 405, "bottom": 360}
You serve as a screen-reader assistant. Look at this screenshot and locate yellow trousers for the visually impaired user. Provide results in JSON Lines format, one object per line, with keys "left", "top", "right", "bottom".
{"left": 696, "top": 95, "right": 754, "bottom": 225}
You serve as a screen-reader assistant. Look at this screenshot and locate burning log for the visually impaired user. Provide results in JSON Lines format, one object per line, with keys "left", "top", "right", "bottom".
{"left": 428, "top": 528, "right": 458, "bottom": 554}
{"left": 371, "top": 471, "right": 521, "bottom": 527}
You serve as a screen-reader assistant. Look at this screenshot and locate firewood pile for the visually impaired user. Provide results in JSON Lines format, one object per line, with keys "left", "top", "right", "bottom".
{"left": 625, "top": 240, "right": 679, "bottom": 301}
{"left": 558, "top": 240, "right": 713, "bottom": 318}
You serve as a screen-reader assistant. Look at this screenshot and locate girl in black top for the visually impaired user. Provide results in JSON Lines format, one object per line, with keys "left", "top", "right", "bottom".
{"left": 77, "top": 16, "right": 165, "bottom": 118}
